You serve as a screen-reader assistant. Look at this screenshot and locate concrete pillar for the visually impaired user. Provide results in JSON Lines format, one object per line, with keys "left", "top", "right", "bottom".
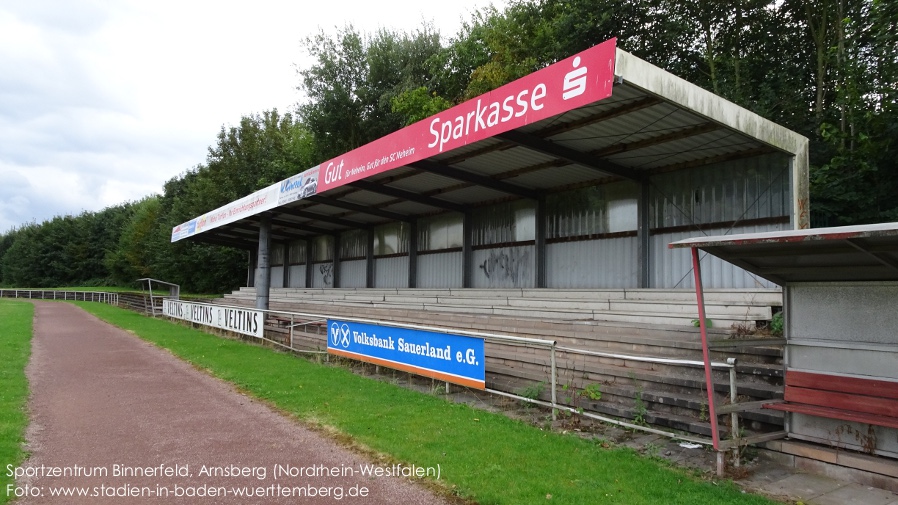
{"left": 255, "top": 215, "right": 271, "bottom": 310}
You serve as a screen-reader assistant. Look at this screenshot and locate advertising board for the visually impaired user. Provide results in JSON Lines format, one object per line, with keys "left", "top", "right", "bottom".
{"left": 162, "top": 300, "right": 264, "bottom": 339}
{"left": 327, "top": 319, "right": 486, "bottom": 389}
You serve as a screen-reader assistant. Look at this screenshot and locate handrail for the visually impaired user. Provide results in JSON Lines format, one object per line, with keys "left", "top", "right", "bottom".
{"left": 156, "top": 297, "right": 753, "bottom": 451}
{"left": 138, "top": 278, "right": 180, "bottom": 316}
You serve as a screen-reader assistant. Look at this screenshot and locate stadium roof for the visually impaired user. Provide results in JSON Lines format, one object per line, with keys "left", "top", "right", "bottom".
{"left": 171, "top": 38, "right": 809, "bottom": 249}
{"left": 669, "top": 222, "right": 898, "bottom": 284}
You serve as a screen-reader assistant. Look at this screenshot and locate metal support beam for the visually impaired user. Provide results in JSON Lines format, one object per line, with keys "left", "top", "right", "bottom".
{"left": 306, "top": 195, "right": 410, "bottom": 222}
{"left": 846, "top": 238, "right": 898, "bottom": 274}
{"left": 691, "top": 248, "right": 720, "bottom": 451}
{"left": 408, "top": 220, "right": 417, "bottom": 288}
{"left": 255, "top": 215, "right": 271, "bottom": 310}
{"left": 463, "top": 212, "right": 473, "bottom": 288}
{"left": 366, "top": 228, "right": 375, "bottom": 288}
{"left": 274, "top": 207, "right": 366, "bottom": 229}
{"left": 282, "top": 242, "right": 290, "bottom": 288}
{"left": 409, "top": 160, "right": 539, "bottom": 200}
{"left": 638, "top": 179, "right": 652, "bottom": 288}
{"left": 247, "top": 250, "right": 256, "bottom": 287}
{"left": 190, "top": 234, "right": 257, "bottom": 250}
{"left": 332, "top": 233, "right": 340, "bottom": 288}
{"left": 270, "top": 217, "right": 331, "bottom": 237}
{"left": 536, "top": 196, "right": 547, "bottom": 288}
{"left": 226, "top": 221, "right": 308, "bottom": 243}
{"left": 498, "top": 130, "right": 640, "bottom": 181}
{"left": 349, "top": 180, "right": 467, "bottom": 213}
{"left": 304, "top": 238, "right": 313, "bottom": 288}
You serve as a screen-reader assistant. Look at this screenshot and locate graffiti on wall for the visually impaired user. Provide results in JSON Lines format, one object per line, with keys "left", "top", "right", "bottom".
{"left": 479, "top": 248, "right": 530, "bottom": 287}
{"left": 798, "top": 197, "right": 810, "bottom": 229}
{"left": 319, "top": 263, "right": 334, "bottom": 287}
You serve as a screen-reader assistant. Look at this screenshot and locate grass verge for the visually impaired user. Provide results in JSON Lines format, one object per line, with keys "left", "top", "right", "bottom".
{"left": 75, "top": 301, "right": 776, "bottom": 505}
{"left": 0, "top": 300, "right": 33, "bottom": 505}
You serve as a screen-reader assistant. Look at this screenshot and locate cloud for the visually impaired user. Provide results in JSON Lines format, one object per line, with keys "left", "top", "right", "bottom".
{"left": 0, "top": 0, "right": 501, "bottom": 234}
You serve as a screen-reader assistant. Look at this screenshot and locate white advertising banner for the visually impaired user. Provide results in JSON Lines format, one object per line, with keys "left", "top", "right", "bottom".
{"left": 162, "top": 300, "right": 264, "bottom": 338}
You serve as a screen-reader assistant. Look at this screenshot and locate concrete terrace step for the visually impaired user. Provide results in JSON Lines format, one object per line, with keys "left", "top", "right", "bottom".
{"left": 227, "top": 295, "right": 784, "bottom": 357}
{"left": 226, "top": 295, "right": 771, "bottom": 329}
{"left": 215, "top": 289, "right": 786, "bottom": 439}
{"left": 230, "top": 288, "right": 781, "bottom": 314}
{"left": 237, "top": 286, "right": 782, "bottom": 305}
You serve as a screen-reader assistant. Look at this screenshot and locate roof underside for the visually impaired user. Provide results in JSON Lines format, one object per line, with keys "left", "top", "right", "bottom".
{"left": 669, "top": 223, "right": 898, "bottom": 284}
{"left": 186, "top": 57, "right": 796, "bottom": 251}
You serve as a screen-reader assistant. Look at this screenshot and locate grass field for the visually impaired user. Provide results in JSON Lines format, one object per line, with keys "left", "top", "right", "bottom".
{"left": 0, "top": 301, "right": 33, "bottom": 505}
{"left": 66, "top": 301, "right": 777, "bottom": 504}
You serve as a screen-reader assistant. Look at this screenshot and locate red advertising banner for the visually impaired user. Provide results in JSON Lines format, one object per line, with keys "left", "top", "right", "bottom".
{"left": 317, "top": 38, "right": 617, "bottom": 193}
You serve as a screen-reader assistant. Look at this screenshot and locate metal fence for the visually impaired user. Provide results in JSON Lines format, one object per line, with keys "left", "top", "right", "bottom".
{"left": 0, "top": 289, "right": 119, "bottom": 305}
{"left": 155, "top": 298, "right": 768, "bottom": 473}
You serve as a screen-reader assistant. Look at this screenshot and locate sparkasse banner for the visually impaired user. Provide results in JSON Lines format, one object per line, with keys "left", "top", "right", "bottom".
{"left": 316, "top": 38, "right": 617, "bottom": 192}
{"left": 327, "top": 319, "right": 486, "bottom": 389}
{"left": 170, "top": 38, "right": 617, "bottom": 242}
{"left": 163, "top": 300, "right": 264, "bottom": 339}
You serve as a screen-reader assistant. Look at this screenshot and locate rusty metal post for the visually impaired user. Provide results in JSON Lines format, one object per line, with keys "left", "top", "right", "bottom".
{"left": 729, "top": 357, "right": 740, "bottom": 467}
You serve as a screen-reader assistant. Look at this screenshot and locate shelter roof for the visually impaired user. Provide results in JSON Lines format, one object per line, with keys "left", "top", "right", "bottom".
{"left": 669, "top": 222, "right": 898, "bottom": 285}
{"left": 171, "top": 39, "right": 808, "bottom": 250}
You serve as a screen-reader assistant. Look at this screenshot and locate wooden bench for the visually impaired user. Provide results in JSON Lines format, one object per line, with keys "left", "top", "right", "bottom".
{"left": 764, "top": 370, "right": 898, "bottom": 429}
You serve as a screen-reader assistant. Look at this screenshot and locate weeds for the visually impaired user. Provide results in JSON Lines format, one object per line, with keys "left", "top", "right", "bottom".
{"left": 633, "top": 384, "right": 648, "bottom": 426}
{"left": 516, "top": 381, "right": 546, "bottom": 408}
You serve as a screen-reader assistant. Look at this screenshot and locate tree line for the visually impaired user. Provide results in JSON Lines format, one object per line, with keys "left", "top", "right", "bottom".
{"left": 1, "top": 0, "right": 895, "bottom": 292}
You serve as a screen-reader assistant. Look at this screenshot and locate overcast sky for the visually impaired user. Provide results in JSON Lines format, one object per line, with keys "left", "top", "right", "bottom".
{"left": 0, "top": 0, "right": 503, "bottom": 233}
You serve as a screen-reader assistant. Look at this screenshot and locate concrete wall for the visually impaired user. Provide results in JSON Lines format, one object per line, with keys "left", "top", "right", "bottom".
{"left": 785, "top": 281, "right": 898, "bottom": 457}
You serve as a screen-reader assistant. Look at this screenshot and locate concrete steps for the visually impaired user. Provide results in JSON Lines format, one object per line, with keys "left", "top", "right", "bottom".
{"left": 226, "top": 287, "right": 780, "bottom": 329}
{"left": 220, "top": 286, "right": 785, "bottom": 439}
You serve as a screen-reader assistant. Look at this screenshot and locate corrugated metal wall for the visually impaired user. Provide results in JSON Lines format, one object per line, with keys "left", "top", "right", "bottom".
{"left": 340, "top": 230, "right": 367, "bottom": 259}
{"left": 270, "top": 266, "right": 284, "bottom": 288}
{"left": 547, "top": 237, "right": 639, "bottom": 288}
{"left": 287, "top": 265, "right": 306, "bottom": 287}
{"left": 418, "top": 252, "right": 463, "bottom": 288}
{"left": 249, "top": 154, "right": 788, "bottom": 290}
{"left": 547, "top": 181, "right": 638, "bottom": 238}
{"left": 650, "top": 154, "right": 788, "bottom": 227}
{"left": 472, "top": 246, "right": 535, "bottom": 288}
{"left": 311, "top": 262, "right": 334, "bottom": 288}
{"left": 649, "top": 154, "right": 789, "bottom": 289}
{"left": 652, "top": 223, "right": 784, "bottom": 289}
{"left": 339, "top": 260, "right": 367, "bottom": 288}
{"left": 374, "top": 256, "right": 409, "bottom": 288}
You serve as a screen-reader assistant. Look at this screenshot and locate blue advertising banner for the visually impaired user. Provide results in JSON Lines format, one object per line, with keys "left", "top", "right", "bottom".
{"left": 327, "top": 319, "right": 485, "bottom": 389}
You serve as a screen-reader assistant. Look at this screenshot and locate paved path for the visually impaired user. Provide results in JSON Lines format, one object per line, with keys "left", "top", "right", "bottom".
{"left": 15, "top": 301, "right": 449, "bottom": 504}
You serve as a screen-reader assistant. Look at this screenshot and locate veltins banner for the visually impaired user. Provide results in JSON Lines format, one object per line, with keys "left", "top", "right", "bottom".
{"left": 327, "top": 319, "right": 486, "bottom": 389}
{"left": 163, "top": 300, "right": 264, "bottom": 339}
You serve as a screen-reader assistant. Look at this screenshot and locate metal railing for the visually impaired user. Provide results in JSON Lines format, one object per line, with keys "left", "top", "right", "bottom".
{"left": 0, "top": 289, "right": 120, "bottom": 305}
{"left": 138, "top": 278, "right": 180, "bottom": 316}
{"left": 156, "top": 299, "right": 759, "bottom": 456}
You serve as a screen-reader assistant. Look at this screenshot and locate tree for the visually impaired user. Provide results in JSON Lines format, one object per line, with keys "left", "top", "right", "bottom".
{"left": 142, "top": 110, "right": 315, "bottom": 293}
{"left": 297, "top": 25, "right": 444, "bottom": 160}
{"left": 106, "top": 196, "right": 162, "bottom": 284}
